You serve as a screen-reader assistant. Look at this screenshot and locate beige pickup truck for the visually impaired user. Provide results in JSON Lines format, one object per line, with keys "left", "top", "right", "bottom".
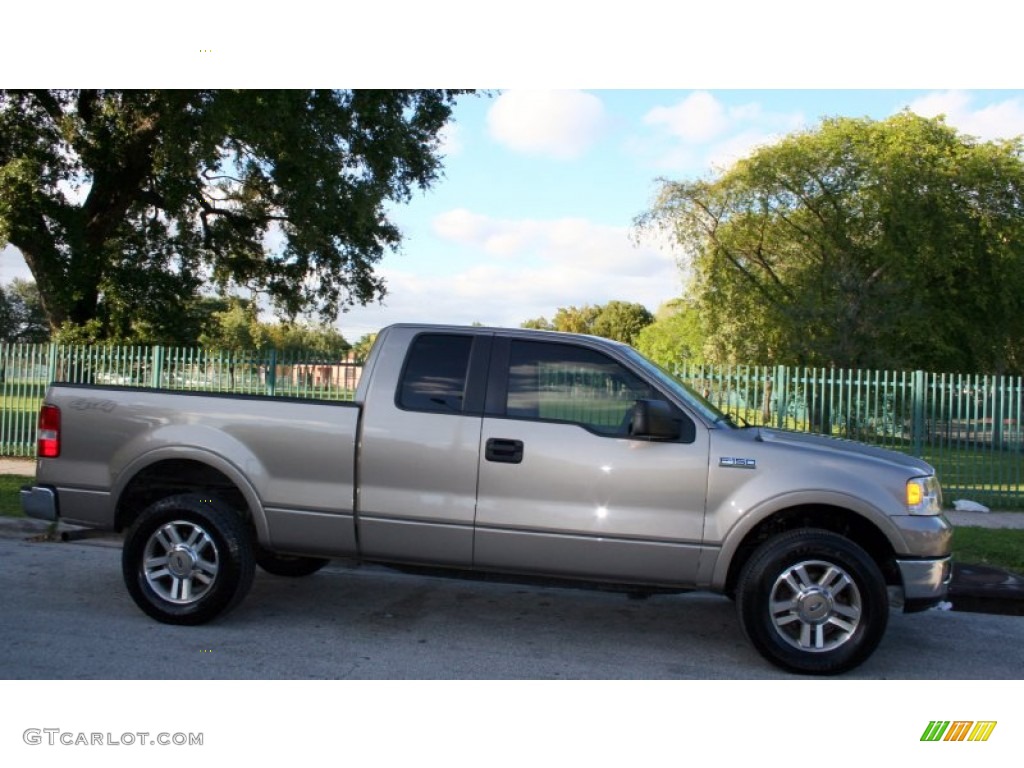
{"left": 22, "top": 324, "right": 951, "bottom": 674}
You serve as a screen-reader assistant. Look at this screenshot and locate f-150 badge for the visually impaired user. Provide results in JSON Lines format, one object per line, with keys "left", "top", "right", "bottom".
{"left": 720, "top": 457, "right": 756, "bottom": 469}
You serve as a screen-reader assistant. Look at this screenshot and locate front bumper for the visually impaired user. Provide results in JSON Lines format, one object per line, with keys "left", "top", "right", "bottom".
{"left": 20, "top": 485, "right": 58, "bottom": 522}
{"left": 896, "top": 555, "right": 953, "bottom": 612}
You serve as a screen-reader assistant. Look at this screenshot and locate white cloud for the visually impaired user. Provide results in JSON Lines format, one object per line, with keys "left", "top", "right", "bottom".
{"left": 486, "top": 90, "right": 609, "bottom": 159}
{"left": 637, "top": 91, "right": 805, "bottom": 173}
{"left": 907, "top": 90, "right": 1024, "bottom": 141}
{"left": 337, "top": 211, "right": 683, "bottom": 338}
{"left": 644, "top": 91, "right": 731, "bottom": 143}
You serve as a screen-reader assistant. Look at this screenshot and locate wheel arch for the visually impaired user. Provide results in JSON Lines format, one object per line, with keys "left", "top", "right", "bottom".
{"left": 720, "top": 503, "right": 900, "bottom": 597}
{"left": 113, "top": 451, "right": 268, "bottom": 543}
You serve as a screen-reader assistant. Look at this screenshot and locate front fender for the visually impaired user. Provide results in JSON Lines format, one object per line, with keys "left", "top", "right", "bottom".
{"left": 700, "top": 488, "right": 907, "bottom": 590}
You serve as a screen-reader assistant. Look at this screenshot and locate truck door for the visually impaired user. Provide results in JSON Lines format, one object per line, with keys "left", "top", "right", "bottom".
{"left": 474, "top": 337, "right": 708, "bottom": 585}
{"left": 357, "top": 329, "right": 489, "bottom": 566}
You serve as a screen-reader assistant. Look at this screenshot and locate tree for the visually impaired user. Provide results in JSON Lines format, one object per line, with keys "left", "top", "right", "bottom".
{"left": 590, "top": 300, "right": 653, "bottom": 345}
{"left": 198, "top": 300, "right": 265, "bottom": 353}
{"left": 634, "top": 299, "right": 705, "bottom": 369}
{"left": 263, "top": 322, "right": 350, "bottom": 359}
{"left": 520, "top": 301, "right": 654, "bottom": 343}
{"left": 637, "top": 112, "right": 1024, "bottom": 373}
{"left": 520, "top": 317, "right": 554, "bottom": 330}
{"left": 0, "top": 278, "right": 49, "bottom": 342}
{"left": 198, "top": 300, "right": 349, "bottom": 358}
{"left": 0, "top": 89, "right": 473, "bottom": 338}
{"left": 351, "top": 332, "right": 378, "bottom": 364}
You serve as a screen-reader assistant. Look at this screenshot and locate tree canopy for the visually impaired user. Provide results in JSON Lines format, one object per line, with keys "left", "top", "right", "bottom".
{"left": 637, "top": 112, "right": 1024, "bottom": 373}
{"left": 633, "top": 298, "right": 704, "bottom": 370}
{"left": 521, "top": 300, "right": 653, "bottom": 344}
{"left": 0, "top": 89, "right": 472, "bottom": 340}
{"left": 198, "top": 299, "right": 349, "bottom": 357}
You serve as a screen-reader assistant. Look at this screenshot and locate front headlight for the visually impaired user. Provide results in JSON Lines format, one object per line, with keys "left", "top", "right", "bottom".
{"left": 906, "top": 475, "right": 942, "bottom": 515}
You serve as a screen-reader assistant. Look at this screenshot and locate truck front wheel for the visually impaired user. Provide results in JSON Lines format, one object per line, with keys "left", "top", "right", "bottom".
{"left": 736, "top": 529, "right": 888, "bottom": 675}
{"left": 122, "top": 494, "right": 255, "bottom": 625}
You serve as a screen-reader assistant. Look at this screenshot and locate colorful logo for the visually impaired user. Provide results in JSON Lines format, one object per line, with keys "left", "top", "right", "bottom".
{"left": 921, "top": 721, "right": 997, "bottom": 742}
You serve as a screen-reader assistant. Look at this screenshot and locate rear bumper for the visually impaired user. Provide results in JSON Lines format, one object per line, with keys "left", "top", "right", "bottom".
{"left": 896, "top": 555, "right": 953, "bottom": 613}
{"left": 20, "top": 485, "right": 58, "bottom": 523}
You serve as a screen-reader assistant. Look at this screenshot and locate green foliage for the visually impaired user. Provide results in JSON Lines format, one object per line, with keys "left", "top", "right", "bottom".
{"left": 952, "top": 527, "right": 1024, "bottom": 574}
{"left": 589, "top": 300, "right": 653, "bottom": 345}
{"left": 520, "top": 317, "right": 554, "bottom": 330}
{"left": 1, "top": 279, "right": 50, "bottom": 342}
{"left": 0, "top": 474, "right": 33, "bottom": 516}
{"left": 198, "top": 299, "right": 349, "bottom": 358}
{"left": 0, "top": 89, "right": 473, "bottom": 339}
{"left": 634, "top": 299, "right": 705, "bottom": 368}
{"left": 350, "top": 333, "right": 378, "bottom": 364}
{"left": 521, "top": 301, "right": 653, "bottom": 344}
{"left": 638, "top": 112, "right": 1024, "bottom": 372}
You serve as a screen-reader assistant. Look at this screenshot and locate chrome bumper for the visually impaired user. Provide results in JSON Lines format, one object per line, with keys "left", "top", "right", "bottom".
{"left": 895, "top": 555, "right": 952, "bottom": 612}
{"left": 20, "top": 486, "right": 58, "bottom": 522}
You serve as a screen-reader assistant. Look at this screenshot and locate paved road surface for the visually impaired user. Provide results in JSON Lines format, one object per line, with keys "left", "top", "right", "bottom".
{"left": 1, "top": 534, "right": 1022, "bottom": 680}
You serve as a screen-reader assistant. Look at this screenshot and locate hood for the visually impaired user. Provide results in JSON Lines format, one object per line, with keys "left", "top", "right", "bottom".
{"left": 754, "top": 427, "right": 935, "bottom": 477}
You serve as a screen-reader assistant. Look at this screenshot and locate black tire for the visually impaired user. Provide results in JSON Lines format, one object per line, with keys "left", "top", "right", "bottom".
{"left": 735, "top": 528, "right": 889, "bottom": 675}
{"left": 254, "top": 545, "right": 330, "bottom": 577}
{"left": 122, "top": 493, "right": 255, "bottom": 625}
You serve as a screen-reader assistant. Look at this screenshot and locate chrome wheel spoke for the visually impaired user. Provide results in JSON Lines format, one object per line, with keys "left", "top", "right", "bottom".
{"left": 142, "top": 519, "right": 220, "bottom": 605}
{"left": 832, "top": 601, "right": 860, "bottom": 620}
{"left": 770, "top": 559, "right": 863, "bottom": 654}
{"left": 827, "top": 615, "right": 857, "bottom": 634}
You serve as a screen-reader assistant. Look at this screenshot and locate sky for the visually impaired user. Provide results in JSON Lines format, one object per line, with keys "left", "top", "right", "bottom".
{"left": 4, "top": 88, "right": 1023, "bottom": 341}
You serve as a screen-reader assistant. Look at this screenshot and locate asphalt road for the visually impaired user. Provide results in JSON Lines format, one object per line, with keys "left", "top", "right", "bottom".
{"left": 1, "top": 533, "right": 1022, "bottom": 680}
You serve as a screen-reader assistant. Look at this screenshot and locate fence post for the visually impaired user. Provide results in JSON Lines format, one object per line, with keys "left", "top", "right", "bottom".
{"left": 266, "top": 349, "right": 277, "bottom": 396}
{"left": 151, "top": 346, "right": 165, "bottom": 388}
{"left": 46, "top": 343, "right": 58, "bottom": 383}
{"left": 912, "top": 370, "right": 926, "bottom": 457}
{"left": 774, "top": 365, "right": 787, "bottom": 429}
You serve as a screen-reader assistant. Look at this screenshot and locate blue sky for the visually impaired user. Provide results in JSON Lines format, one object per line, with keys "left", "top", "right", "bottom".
{"left": 3, "top": 89, "right": 1024, "bottom": 341}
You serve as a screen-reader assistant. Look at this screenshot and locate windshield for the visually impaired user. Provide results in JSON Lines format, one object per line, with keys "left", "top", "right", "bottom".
{"left": 622, "top": 347, "right": 736, "bottom": 427}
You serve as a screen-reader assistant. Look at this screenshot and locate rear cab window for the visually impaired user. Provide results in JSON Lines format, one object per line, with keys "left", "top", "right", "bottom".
{"left": 397, "top": 334, "right": 475, "bottom": 414}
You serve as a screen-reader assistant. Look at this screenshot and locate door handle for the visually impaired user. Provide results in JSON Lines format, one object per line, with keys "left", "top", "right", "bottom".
{"left": 485, "top": 438, "right": 524, "bottom": 464}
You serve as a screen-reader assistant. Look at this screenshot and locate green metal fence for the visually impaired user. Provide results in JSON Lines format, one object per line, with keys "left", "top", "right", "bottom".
{"left": 3, "top": 342, "right": 1023, "bottom": 508}
{"left": 1, "top": 343, "right": 360, "bottom": 457}
{"left": 676, "top": 363, "right": 1024, "bottom": 509}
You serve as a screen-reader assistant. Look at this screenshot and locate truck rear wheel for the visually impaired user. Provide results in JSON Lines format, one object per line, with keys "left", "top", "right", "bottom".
{"left": 736, "top": 529, "right": 888, "bottom": 675}
{"left": 122, "top": 494, "right": 255, "bottom": 625}
{"left": 255, "top": 545, "right": 330, "bottom": 577}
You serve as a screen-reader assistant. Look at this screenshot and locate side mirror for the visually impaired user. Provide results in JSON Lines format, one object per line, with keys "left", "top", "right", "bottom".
{"left": 630, "top": 399, "right": 681, "bottom": 440}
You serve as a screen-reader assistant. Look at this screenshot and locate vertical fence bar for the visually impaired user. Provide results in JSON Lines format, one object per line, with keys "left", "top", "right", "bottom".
{"left": 912, "top": 370, "right": 925, "bottom": 457}
{"left": 266, "top": 348, "right": 277, "bottom": 396}
{"left": 151, "top": 346, "right": 164, "bottom": 388}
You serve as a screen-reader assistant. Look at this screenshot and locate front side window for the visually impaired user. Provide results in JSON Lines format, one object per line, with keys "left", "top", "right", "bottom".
{"left": 506, "top": 340, "right": 659, "bottom": 436}
{"left": 398, "top": 334, "right": 473, "bottom": 413}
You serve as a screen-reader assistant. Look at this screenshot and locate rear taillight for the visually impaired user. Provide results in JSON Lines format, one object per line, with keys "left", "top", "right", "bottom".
{"left": 38, "top": 404, "right": 61, "bottom": 458}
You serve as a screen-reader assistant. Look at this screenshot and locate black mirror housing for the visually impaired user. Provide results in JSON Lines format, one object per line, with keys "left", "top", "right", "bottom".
{"left": 630, "top": 399, "right": 682, "bottom": 440}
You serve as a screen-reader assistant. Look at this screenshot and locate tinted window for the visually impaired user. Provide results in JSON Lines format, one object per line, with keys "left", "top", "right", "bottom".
{"left": 506, "top": 340, "right": 660, "bottom": 436}
{"left": 398, "top": 334, "right": 473, "bottom": 413}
